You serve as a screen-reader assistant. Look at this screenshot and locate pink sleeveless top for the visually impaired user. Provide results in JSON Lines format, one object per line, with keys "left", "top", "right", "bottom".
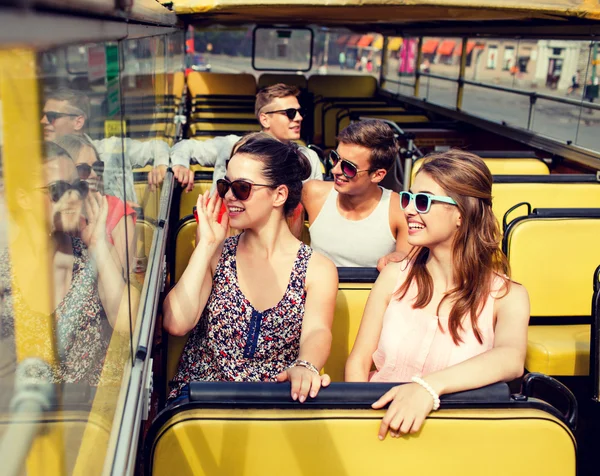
{"left": 369, "top": 262, "right": 505, "bottom": 383}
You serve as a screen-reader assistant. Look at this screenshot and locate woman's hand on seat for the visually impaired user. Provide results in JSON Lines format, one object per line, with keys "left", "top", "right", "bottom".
{"left": 276, "top": 366, "right": 331, "bottom": 403}
{"left": 195, "top": 190, "right": 229, "bottom": 249}
{"left": 371, "top": 383, "right": 434, "bottom": 440}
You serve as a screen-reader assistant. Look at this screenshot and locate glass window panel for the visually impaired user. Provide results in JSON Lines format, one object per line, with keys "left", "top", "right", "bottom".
{"left": 423, "top": 77, "right": 458, "bottom": 109}
{"left": 0, "top": 28, "right": 182, "bottom": 473}
{"left": 382, "top": 37, "right": 416, "bottom": 96}
{"left": 461, "top": 84, "right": 530, "bottom": 129}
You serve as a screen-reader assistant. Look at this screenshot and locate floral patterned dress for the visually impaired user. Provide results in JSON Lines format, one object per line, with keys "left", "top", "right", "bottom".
{"left": 168, "top": 234, "right": 312, "bottom": 401}
{"left": 0, "top": 237, "right": 118, "bottom": 386}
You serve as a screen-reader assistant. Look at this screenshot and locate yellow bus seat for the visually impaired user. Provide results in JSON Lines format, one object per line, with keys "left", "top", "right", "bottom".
{"left": 258, "top": 73, "right": 308, "bottom": 89}
{"left": 325, "top": 277, "right": 375, "bottom": 382}
{"left": 333, "top": 112, "right": 429, "bottom": 148}
{"left": 191, "top": 111, "right": 256, "bottom": 121}
{"left": 503, "top": 209, "right": 600, "bottom": 376}
{"left": 411, "top": 156, "right": 549, "bottom": 184}
{"left": 493, "top": 176, "right": 600, "bottom": 228}
{"left": 308, "top": 75, "right": 378, "bottom": 145}
{"left": 147, "top": 382, "right": 575, "bottom": 476}
{"left": 308, "top": 74, "right": 377, "bottom": 98}
{"left": 189, "top": 122, "right": 261, "bottom": 137}
{"left": 179, "top": 181, "right": 213, "bottom": 219}
{"left": 187, "top": 72, "right": 256, "bottom": 97}
{"left": 173, "top": 71, "right": 185, "bottom": 100}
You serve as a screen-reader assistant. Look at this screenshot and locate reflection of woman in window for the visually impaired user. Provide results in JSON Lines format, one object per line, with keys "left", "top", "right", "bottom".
{"left": 0, "top": 143, "right": 133, "bottom": 386}
{"left": 55, "top": 134, "right": 137, "bottom": 276}
{"left": 164, "top": 135, "right": 338, "bottom": 405}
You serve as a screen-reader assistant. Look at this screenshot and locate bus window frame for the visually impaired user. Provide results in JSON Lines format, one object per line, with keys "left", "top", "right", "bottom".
{"left": 251, "top": 25, "right": 314, "bottom": 72}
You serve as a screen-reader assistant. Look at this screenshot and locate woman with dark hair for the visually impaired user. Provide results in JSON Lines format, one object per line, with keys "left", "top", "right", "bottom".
{"left": 164, "top": 134, "right": 338, "bottom": 404}
{"left": 345, "top": 150, "right": 530, "bottom": 439}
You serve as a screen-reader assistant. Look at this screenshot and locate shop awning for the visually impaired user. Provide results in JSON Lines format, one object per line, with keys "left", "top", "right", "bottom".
{"left": 454, "top": 41, "right": 485, "bottom": 55}
{"left": 421, "top": 39, "right": 439, "bottom": 54}
{"left": 437, "top": 40, "right": 456, "bottom": 56}
{"left": 372, "top": 35, "right": 383, "bottom": 50}
{"left": 357, "top": 34, "right": 374, "bottom": 47}
{"left": 388, "top": 37, "right": 403, "bottom": 51}
{"left": 347, "top": 34, "right": 361, "bottom": 46}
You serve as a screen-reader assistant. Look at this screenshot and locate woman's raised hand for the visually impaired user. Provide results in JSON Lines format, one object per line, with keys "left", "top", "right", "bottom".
{"left": 195, "top": 190, "right": 229, "bottom": 248}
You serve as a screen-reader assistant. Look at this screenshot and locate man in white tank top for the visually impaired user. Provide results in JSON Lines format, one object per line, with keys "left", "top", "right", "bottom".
{"left": 301, "top": 120, "right": 410, "bottom": 268}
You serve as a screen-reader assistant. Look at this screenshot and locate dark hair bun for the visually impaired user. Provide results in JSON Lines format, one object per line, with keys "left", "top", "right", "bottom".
{"left": 289, "top": 143, "right": 312, "bottom": 182}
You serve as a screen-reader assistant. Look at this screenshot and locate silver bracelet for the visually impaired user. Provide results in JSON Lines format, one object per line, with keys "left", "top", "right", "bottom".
{"left": 289, "top": 359, "right": 320, "bottom": 375}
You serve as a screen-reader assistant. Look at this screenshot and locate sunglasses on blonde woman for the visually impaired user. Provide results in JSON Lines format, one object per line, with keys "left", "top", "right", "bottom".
{"left": 400, "top": 191, "right": 457, "bottom": 214}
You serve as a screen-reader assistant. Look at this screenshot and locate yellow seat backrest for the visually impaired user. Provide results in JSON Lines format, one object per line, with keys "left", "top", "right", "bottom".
{"left": 179, "top": 180, "right": 213, "bottom": 219}
{"left": 506, "top": 216, "right": 600, "bottom": 316}
{"left": 325, "top": 283, "right": 372, "bottom": 381}
{"left": 308, "top": 75, "right": 378, "bottom": 145}
{"left": 258, "top": 73, "right": 307, "bottom": 89}
{"left": 189, "top": 122, "right": 261, "bottom": 135}
{"left": 493, "top": 181, "right": 600, "bottom": 227}
{"left": 173, "top": 71, "right": 185, "bottom": 100}
{"left": 332, "top": 112, "right": 427, "bottom": 148}
{"left": 308, "top": 74, "right": 377, "bottom": 98}
{"left": 150, "top": 407, "right": 575, "bottom": 476}
{"left": 411, "top": 157, "right": 550, "bottom": 185}
{"left": 187, "top": 72, "right": 256, "bottom": 97}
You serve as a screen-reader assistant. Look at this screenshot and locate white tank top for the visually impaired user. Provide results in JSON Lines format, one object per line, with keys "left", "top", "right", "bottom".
{"left": 309, "top": 187, "right": 396, "bottom": 267}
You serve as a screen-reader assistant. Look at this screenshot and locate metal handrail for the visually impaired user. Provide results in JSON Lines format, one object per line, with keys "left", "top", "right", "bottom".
{"left": 393, "top": 69, "right": 600, "bottom": 131}
{"left": 110, "top": 170, "right": 174, "bottom": 476}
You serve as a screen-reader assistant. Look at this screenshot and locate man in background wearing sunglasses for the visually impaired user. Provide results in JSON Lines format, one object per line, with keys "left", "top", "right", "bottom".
{"left": 168, "top": 83, "right": 323, "bottom": 192}
{"left": 302, "top": 120, "right": 410, "bottom": 269}
{"left": 41, "top": 88, "right": 170, "bottom": 204}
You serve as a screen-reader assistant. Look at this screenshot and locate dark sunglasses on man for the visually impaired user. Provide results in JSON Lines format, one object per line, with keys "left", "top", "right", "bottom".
{"left": 263, "top": 107, "right": 305, "bottom": 121}
{"left": 76, "top": 161, "right": 105, "bottom": 180}
{"left": 216, "top": 178, "right": 274, "bottom": 201}
{"left": 40, "top": 180, "right": 90, "bottom": 203}
{"left": 42, "top": 111, "right": 81, "bottom": 124}
{"left": 329, "top": 150, "right": 372, "bottom": 179}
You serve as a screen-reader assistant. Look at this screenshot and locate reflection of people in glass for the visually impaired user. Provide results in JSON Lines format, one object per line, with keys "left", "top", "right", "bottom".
{"left": 0, "top": 143, "right": 135, "bottom": 385}
{"left": 41, "top": 88, "right": 170, "bottom": 204}
{"left": 55, "top": 134, "right": 137, "bottom": 275}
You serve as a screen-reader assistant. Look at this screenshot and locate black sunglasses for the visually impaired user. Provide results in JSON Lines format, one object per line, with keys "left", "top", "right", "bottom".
{"left": 216, "top": 178, "right": 274, "bottom": 201}
{"left": 43, "top": 111, "right": 81, "bottom": 124}
{"left": 76, "top": 161, "right": 105, "bottom": 180}
{"left": 329, "top": 150, "right": 371, "bottom": 179}
{"left": 40, "top": 180, "right": 89, "bottom": 203}
{"left": 263, "top": 107, "right": 304, "bottom": 120}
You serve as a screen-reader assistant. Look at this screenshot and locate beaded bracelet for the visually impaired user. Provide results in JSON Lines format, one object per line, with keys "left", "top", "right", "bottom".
{"left": 411, "top": 376, "right": 441, "bottom": 411}
{"left": 289, "top": 359, "right": 320, "bottom": 375}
